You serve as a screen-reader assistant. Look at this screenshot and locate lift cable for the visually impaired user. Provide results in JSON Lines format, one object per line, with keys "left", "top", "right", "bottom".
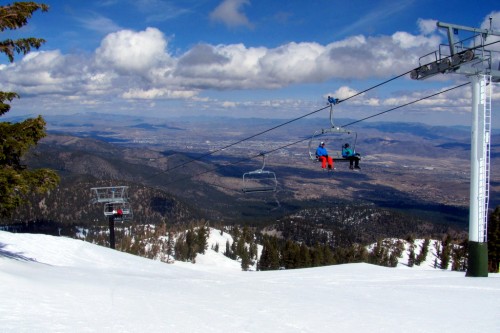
{"left": 145, "top": 104, "right": 332, "bottom": 180}
{"left": 145, "top": 39, "right": 500, "bottom": 190}
{"left": 144, "top": 103, "right": 330, "bottom": 182}
{"left": 147, "top": 39, "right": 500, "bottom": 183}
{"left": 160, "top": 82, "right": 469, "bottom": 189}
{"left": 145, "top": 70, "right": 416, "bottom": 183}
{"left": 341, "top": 82, "right": 470, "bottom": 128}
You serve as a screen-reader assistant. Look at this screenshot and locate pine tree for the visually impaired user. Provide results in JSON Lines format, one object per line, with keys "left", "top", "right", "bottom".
{"left": 322, "top": 244, "right": 335, "bottom": 265}
{"left": 240, "top": 246, "right": 251, "bottom": 271}
{"left": 0, "top": 2, "right": 59, "bottom": 217}
{"left": 369, "top": 239, "right": 390, "bottom": 266}
{"left": 282, "top": 240, "right": 299, "bottom": 269}
{"left": 242, "top": 225, "right": 253, "bottom": 243}
{"left": 249, "top": 242, "right": 257, "bottom": 260}
{"left": 196, "top": 224, "right": 208, "bottom": 254}
{"left": 185, "top": 228, "right": 198, "bottom": 262}
{"left": 451, "top": 242, "right": 467, "bottom": 271}
{"left": 224, "top": 240, "right": 233, "bottom": 259}
{"left": 174, "top": 233, "right": 189, "bottom": 261}
{"left": 439, "top": 236, "right": 451, "bottom": 270}
{"left": 415, "top": 238, "right": 430, "bottom": 266}
{"left": 407, "top": 244, "right": 415, "bottom": 267}
{"left": 311, "top": 242, "right": 324, "bottom": 267}
{"left": 298, "top": 243, "right": 312, "bottom": 268}
{"left": 258, "top": 236, "right": 280, "bottom": 271}
{"left": 488, "top": 207, "right": 500, "bottom": 273}
{"left": 165, "top": 231, "right": 174, "bottom": 263}
{"left": 231, "top": 237, "right": 238, "bottom": 257}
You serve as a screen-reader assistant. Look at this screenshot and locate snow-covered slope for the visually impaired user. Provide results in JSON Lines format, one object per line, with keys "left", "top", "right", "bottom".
{"left": 1, "top": 230, "right": 499, "bottom": 333}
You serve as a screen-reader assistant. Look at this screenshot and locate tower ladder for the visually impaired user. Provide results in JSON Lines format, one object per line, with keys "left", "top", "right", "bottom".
{"left": 477, "top": 74, "right": 492, "bottom": 242}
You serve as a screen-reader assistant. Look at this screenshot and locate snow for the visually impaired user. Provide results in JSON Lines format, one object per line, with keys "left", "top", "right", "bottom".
{"left": 1, "top": 230, "right": 499, "bottom": 333}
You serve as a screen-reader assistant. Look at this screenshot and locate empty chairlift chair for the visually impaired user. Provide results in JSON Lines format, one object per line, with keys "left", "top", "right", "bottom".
{"left": 242, "top": 154, "right": 278, "bottom": 194}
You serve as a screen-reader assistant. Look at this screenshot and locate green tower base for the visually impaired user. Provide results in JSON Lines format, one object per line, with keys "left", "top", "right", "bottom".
{"left": 466, "top": 241, "right": 488, "bottom": 277}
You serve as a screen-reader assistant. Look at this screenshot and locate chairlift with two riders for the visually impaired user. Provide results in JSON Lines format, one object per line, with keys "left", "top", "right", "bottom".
{"left": 308, "top": 96, "right": 360, "bottom": 168}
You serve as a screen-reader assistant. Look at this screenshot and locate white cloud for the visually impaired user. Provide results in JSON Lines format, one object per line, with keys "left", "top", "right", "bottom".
{"left": 122, "top": 88, "right": 197, "bottom": 99}
{"left": 209, "top": 0, "right": 253, "bottom": 29}
{"left": 77, "top": 14, "right": 123, "bottom": 34}
{"left": 95, "top": 27, "right": 171, "bottom": 74}
{"left": 0, "top": 26, "right": 441, "bottom": 97}
{"left": 480, "top": 11, "right": 500, "bottom": 30}
{"left": 417, "top": 19, "right": 438, "bottom": 35}
{"left": 481, "top": 11, "right": 500, "bottom": 66}
{"left": 327, "top": 86, "right": 361, "bottom": 100}
{"left": 0, "top": 23, "right": 467, "bottom": 118}
{"left": 392, "top": 31, "right": 440, "bottom": 49}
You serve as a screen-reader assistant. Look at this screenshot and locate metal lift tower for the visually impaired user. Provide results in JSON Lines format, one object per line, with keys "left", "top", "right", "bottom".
{"left": 91, "top": 186, "right": 133, "bottom": 249}
{"left": 410, "top": 19, "right": 500, "bottom": 276}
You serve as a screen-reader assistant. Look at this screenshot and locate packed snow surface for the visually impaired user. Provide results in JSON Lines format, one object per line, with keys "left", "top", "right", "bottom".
{"left": 1, "top": 231, "right": 499, "bottom": 333}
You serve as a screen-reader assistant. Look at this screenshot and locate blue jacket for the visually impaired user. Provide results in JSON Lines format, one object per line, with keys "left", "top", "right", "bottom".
{"left": 316, "top": 145, "right": 328, "bottom": 157}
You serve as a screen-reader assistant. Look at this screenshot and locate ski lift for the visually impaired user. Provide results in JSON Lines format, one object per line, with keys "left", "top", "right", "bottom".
{"left": 90, "top": 186, "right": 129, "bottom": 203}
{"left": 242, "top": 153, "right": 278, "bottom": 194}
{"left": 91, "top": 186, "right": 133, "bottom": 221}
{"left": 308, "top": 96, "right": 358, "bottom": 162}
{"left": 104, "top": 201, "right": 133, "bottom": 221}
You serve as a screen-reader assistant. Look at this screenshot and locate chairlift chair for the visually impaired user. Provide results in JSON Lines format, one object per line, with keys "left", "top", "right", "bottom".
{"left": 308, "top": 97, "right": 358, "bottom": 162}
{"left": 104, "top": 201, "right": 133, "bottom": 221}
{"left": 242, "top": 154, "right": 278, "bottom": 194}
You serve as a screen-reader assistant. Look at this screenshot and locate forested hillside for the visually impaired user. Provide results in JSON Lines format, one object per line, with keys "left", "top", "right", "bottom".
{"left": 1, "top": 130, "right": 485, "bottom": 271}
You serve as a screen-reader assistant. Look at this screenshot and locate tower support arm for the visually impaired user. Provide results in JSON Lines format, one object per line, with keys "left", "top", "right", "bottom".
{"left": 437, "top": 21, "right": 500, "bottom": 56}
{"left": 437, "top": 21, "right": 500, "bottom": 37}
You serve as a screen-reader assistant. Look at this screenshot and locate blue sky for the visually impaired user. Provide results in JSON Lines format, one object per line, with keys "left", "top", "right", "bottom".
{"left": 1, "top": 0, "right": 500, "bottom": 126}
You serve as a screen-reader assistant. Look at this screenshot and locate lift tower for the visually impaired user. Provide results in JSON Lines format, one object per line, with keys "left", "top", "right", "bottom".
{"left": 411, "top": 19, "right": 500, "bottom": 276}
{"left": 91, "top": 186, "right": 133, "bottom": 249}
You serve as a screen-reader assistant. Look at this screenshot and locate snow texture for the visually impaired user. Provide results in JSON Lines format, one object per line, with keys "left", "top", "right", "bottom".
{"left": 1, "top": 230, "right": 499, "bottom": 333}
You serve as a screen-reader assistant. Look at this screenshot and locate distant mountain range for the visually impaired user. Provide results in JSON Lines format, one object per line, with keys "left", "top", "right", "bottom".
{"left": 3, "top": 112, "right": 499, "bottom": 240}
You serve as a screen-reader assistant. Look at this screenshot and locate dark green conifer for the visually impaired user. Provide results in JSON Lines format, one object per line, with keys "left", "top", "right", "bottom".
{"left": 0, "top": 2, "right": 59, "bottom": 217}
{"left": 407, "top": 245, "right": 415, "bottom": 267}
{"left": 439, "top": 236, "right": 451, "bottom": 270}
{"left": 196, "top": 224, "right": 208, "bottom": 254}
{"left": 415, "top": 238, "right": 430, "bottom": 266}
{"left": 488, "top": 207, "right": 500, "bottom": 272}
{"left": 240, "top": 247, "right": 251, "bottom": 271}
{"left": 299, "top": 243, "right": 312, "bottom": 268}
{"left": 258, "top": 236, "right": 280, "bottom": 271}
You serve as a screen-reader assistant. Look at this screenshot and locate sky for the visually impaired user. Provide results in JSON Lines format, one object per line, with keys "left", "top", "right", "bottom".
{"left": 1, "top": 0, "right": 500, "bottom": 126}
{"left": 1, "top": 229, "right": 499, "bottom": 332}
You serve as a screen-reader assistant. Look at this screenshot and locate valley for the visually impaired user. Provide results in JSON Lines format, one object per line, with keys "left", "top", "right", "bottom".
{"left": 23, "top": 112, "right": 499, "bottom": 229}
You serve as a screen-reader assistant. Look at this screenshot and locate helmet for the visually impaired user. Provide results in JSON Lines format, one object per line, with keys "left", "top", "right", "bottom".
{"left": 344, "top": 143, "right": 349, "bottom": 147}
{"left": 320, "top": 141, "right": 325, "bottom": 145}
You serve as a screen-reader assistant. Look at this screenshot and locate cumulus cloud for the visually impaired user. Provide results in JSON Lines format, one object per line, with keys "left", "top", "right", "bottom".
{"left": 0, "top": 50, "right": 87, "bottom": 95}
{"left": 95, "top": 27, "right": 171, "bottom": 74}
{"left": 480, "top": 11, "right": 500, "bottom": 30}
{"left": 417, "top": 19, "right": 438, "bottom": 35}
{"left": 326, "top": 86, "right": 361, "bottom": 100}
{"left": 209, "top": 0, "right": 253, "bottom": 29}
{"left": 0, "top": 23, "right": 457, "bottom": 113}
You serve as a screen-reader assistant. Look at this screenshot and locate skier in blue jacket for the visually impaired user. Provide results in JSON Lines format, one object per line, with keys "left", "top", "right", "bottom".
{"left": 316, "top": 142, "right": 334, "bottom": 170}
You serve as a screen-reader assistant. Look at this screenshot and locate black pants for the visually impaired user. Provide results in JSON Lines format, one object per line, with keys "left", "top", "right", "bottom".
{"left": 347, "top": 156, "right": 360, "bottom": 167}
